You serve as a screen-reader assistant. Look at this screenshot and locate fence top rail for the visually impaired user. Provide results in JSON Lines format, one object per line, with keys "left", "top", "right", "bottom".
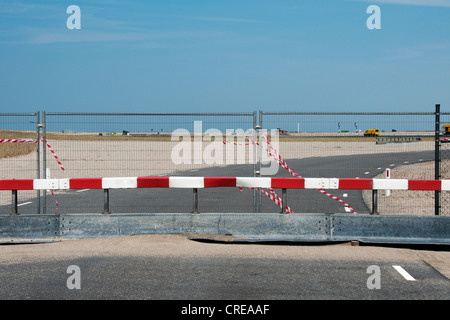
{"left": 3, "top": 111, "right": 449, "bottom": 116}
{"left": 43, "top": 112, "right": 256, "bottom": 117}
{"left": 0, "top": 112, "right": 38, "bottom": 116}
{"left": 260, "top": 112, "right": 443, "bottom": 116}
{"left": 0, "top": 177, "right": 448, "bottom": 191}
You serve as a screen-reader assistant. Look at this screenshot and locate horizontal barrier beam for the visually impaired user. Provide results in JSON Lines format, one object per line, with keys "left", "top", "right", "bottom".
{"left": 2, "top": 213, "right": 450, "bottom": 245}
{"left": 0, "top": 177, "right": 449, "bottom": 191}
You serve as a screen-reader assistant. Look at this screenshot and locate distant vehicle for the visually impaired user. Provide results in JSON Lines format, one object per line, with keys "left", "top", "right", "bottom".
{"left": 277, "top": 128, "right": 288, "bottom": 135}
{"left": 364, "top": 128, "right": 379, "bottom": 137}
{"left": 443, "top": 124, "right": 450, "bottom": 136}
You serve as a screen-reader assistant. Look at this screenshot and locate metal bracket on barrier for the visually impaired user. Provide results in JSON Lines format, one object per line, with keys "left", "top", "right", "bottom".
{"left": 59, "top": 179, "right": 70, "bottom": 190}
{"left": 103, "top": 189, "right": 111, "bottom": 214}
{"left": 281, "top": 188, "right": 287, "bottom": 214}
{"left": 305, "top": 178, "right": 339, "bottom": 189}
{"left": 330, "top": 178, "right": 339, "bottom": 189}
{"left": 34, "top": 179, "right": 59, "bottom": 190}
{"left": 11, "top": 190, "right": 19, "bottom": 215}
{"left": 192, "top": 188, "right": 199, "bottom": 214}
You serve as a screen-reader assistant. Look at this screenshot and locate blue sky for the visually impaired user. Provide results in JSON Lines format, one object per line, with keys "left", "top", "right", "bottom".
{"left": 0, "top": 0, "right": 449, "bottom": 114}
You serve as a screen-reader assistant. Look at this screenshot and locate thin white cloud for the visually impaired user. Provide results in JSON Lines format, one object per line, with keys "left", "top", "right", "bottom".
{"left": 27, "top": 30, "right": 148, "bottom": 45}
{"left": 351, "top": 0, "right": 450, "bottom": 7}
{"left": 386, "top": 44, "right": 450, "bottom": 60}
{"left": 188, "top": 16, "right": 261, "bottom": 23}
{"left": 0, "top": 2, "right": 55, "bottom": 13}
{"left": 1, "top": 25, "right": 235, "bottom": 46}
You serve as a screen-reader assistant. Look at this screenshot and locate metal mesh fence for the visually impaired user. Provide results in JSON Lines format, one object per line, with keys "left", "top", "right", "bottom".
{"left": 0, "top": 113, "right": 40, "bottom": 214}
{"left": 43, "top": 112, "right": 258, "bottom": 178}
{"left": 260, "top": 112, "right": 437, "bottom": 215}
{"left": 438, "top": 112, "right": 450, "bottom": 216}
{"left": 42, "top": 112, "right": 257, "bottom": 214}
{"left": 1, "top": 110, "right": 446, "bottom": 215}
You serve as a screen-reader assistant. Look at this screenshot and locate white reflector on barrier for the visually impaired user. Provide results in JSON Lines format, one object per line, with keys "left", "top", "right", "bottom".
{"left": 441, "top": 180, "right": 450, "bottom": 191}
{"left": 236, "top": 177, "right": 271, "bottom": 188}
{"left": 373, "top": 179, "right": 408, "bottom": 190}
{"left": 102, "top": 177, "right": 138, "bottom": 189}
{"left": 304, "top": 178, "right": 338, "bottom": 189}
{"left": 33, "top": 179, "right": 59, "bottom": 190}
{"left": 169, "top": 177, "right": 204, "bottom": 188}
{"left": 59, "top": 179, "right": 70, "bottom": 190}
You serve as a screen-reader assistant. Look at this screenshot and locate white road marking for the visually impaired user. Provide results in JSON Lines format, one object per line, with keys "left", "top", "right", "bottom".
{"left": 364, "top": 172, "right": 370, "bottom": 175}
{"left": 76, "top": 189, "right": 90, "bottom": 193}
{"left": 393, "top": 265, "right": 416, "bottom": 281}
{"left": 17, "top": 202, "right": 32, "bottom": 207}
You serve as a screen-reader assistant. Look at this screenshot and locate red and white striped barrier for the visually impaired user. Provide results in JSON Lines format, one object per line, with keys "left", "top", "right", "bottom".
{"left": 44, "top": 139, "right": 65, "bottom": 171}
{"left": 242, "top": 134, "right": 358, "bottom": 213}
{"left": 0, "top": 139, "right": 35, "bottom": 143}
{"left": 1, "top": 137, "right": 64, "bottom": 213}
{"left": 0, "top": 176, "right": 448, "bottom": 191}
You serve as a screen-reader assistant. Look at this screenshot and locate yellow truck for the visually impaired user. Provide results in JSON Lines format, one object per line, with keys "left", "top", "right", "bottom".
{"left": 364, "top": 129, "right": 379, "bottom": 137}
{"left": 443, "top": 124, "right": 450, "bottom": 135}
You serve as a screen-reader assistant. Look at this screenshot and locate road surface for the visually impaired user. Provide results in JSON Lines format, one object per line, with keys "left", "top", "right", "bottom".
{"left": 0, "top": 234, "right": 448, "bottom": 302}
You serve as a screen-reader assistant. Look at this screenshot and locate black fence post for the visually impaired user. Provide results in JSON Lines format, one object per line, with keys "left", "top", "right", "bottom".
{"left": 435, "top": 104, "right": 441, "bottom": 216}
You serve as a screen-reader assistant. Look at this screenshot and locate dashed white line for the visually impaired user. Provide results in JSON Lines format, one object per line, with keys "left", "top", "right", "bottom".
{"left": 17, "top": 202, "right": 32, "bottom": 207}
{"left": 393, "top": 265, "right": 416, "bottom": 281}
{"left": 76, "top": 189, "right": 90, "bottom": 193}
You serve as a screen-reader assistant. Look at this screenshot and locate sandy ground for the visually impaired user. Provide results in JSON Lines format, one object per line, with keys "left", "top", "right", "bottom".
{"left": 0, "top": 234, "right": 449, "bottom": 279}
{"left": 0, "top": 139, "right": 435, "bottom": 179}
{"left": 0, "top": 139, "right": 434, "bottom": 205}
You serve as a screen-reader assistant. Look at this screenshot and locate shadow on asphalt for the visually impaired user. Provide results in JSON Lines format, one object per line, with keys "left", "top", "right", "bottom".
{"left": 189, "top": 237, "right": 450, "bottom": 251}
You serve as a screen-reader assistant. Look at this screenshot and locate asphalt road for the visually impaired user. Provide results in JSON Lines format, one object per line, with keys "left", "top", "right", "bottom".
{"left": 2, "top": 150, "right": 448, "bottom": 305}
{"left": 0, "top": 256, "right": 448, "bottom": 300}
{"left": 0, "top": 234, "right": 449, "bottom": 303}
{"left": 2, "top": 150, "right": 434, "bottom": 215}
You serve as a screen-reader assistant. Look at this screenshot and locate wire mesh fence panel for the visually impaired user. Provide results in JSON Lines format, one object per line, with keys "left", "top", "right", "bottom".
{"left": 438, "top": 112, "right": 450, "bottom": 216}
{"left": 1, "top": 111, "right": 444, "bottom": 215}
{"left": 0, "top": 113, "right": 40, "bottom": 215}
{"left": 260, "top": 112, "right": 436, "bottom": 215}
{"left": 43, "top": 112, "right": 257, "bottom": 213}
